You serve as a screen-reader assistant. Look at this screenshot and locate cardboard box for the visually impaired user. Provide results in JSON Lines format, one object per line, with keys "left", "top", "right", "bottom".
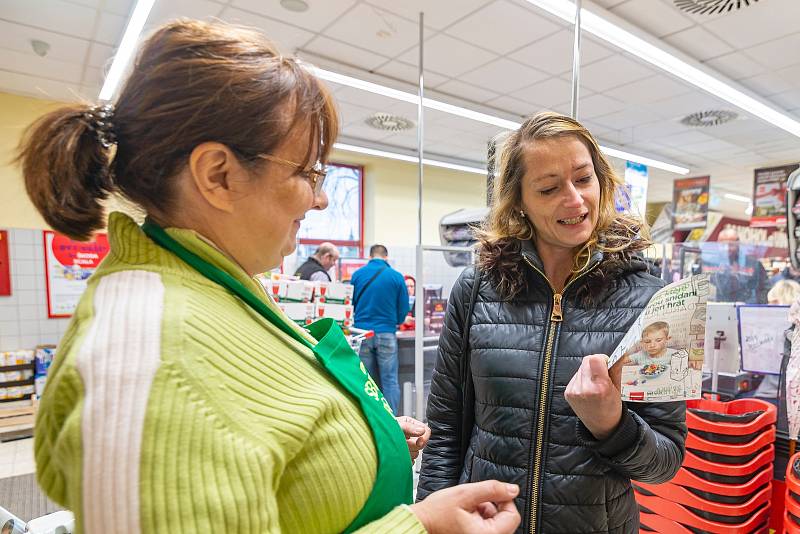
{"left": 314, "top": 281, "right": 354, "bottom": 304}
{"left": 278, "top": 301, "right": 315, "bottom": 325}
{"left": 266, "top": 279, "right": 314, "bottom": 303}
{"left": 315, "top": 302, "right": 354, "bottom": 328}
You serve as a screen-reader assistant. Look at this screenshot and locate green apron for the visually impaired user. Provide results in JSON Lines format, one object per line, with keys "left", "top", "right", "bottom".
{"left": 141, "top": 221, "right": 413, "bottom": 533}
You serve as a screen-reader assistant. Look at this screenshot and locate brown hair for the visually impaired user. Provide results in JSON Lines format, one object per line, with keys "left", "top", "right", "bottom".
{"left": 17, "top": 19, "right": 338, "bottom": 240}
{"left": 477, "top": 111, "right": 650, "bottom": 300}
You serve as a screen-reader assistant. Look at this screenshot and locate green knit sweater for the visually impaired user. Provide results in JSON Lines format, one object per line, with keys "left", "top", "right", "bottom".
{"left": 34, "top": 213, "right": 425, "bottom": 534}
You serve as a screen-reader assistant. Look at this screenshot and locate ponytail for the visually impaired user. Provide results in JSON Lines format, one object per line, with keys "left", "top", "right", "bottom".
{"left": 16, "top": 104, "right": 115, "bottom": 241}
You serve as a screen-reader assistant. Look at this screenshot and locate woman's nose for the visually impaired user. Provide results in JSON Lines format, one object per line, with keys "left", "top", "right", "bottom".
{"left": 312, "top": 189, "right": 329, "bottom": 211}
{"left": 563, "top": 183, "right": 583, "bottom": 208}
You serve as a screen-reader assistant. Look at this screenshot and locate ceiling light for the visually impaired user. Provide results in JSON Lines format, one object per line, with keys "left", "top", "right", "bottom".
{"left": 98, "top": 0, "right": 155, "bottom": 101}
{"left": 311, "top": 66, "right": 688, "bottom": 173}
{"left": 334, "top": 143, "right": 487, "bottom": 175}
{"left": 524, "top": 0, "right": 800, "bottom": 139}
{"left": 280, "top": 0, "right": 309, "bottom": 12}
{"left": 724, "top": 193, "right": 752, "bottom": 203}
{"left": 597, "top": 145, "right": 689, "bottom": 174}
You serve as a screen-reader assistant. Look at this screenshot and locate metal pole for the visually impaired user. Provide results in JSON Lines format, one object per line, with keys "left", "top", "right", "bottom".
{"left": 414, "top": 12, "right": 425, "bottom": 423}
{"left": 570, "top": 0, "right": 582, "bottom": 119}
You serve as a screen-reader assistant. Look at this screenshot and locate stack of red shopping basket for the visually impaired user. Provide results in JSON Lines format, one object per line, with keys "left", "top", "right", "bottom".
{"left": 635, "top": 398, "right": 776, "bottom": 533}
{"left": 784, "top": 452, "right": 800, "bottom": 533}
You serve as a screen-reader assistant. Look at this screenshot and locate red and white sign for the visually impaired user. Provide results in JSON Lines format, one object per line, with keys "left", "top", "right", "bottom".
{"left": 0, "top": 231, "right": 10, "bottom": 296}
{"left": 43, "top": 231, "right": 110, "bottom": 318}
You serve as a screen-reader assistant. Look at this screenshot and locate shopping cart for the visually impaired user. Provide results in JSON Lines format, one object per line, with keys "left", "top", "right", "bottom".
{"left": 347, "top": 327, "right": 374, "bottom": 353}
{"left": 0, "top": 506, "right": 73, "bottom": 534}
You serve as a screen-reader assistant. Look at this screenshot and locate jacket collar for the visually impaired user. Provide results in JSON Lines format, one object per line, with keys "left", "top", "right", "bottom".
{"left": 519, "top": 238, "right": 603, "bottom": 274}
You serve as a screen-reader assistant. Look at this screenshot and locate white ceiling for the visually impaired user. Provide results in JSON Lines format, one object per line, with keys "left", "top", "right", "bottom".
{"left": 1, "top": 0, "right": 799, "bottom": 218}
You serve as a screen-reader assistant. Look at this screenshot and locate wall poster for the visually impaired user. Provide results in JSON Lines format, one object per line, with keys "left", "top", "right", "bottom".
{"left": 672, "top": 176, "right": 710, "bottom": 230}
{"left": 43, "top": 231, "right": 110, "bottom": 318}
{"left": 751, "top": 164, "right": 798, "bottom": 228}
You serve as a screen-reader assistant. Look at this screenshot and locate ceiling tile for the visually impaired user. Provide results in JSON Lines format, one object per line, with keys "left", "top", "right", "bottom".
{"left": 0, "top": 69, "right": 81, "bottom": 102}
{"left": 398, "top": 34, "right": 496, "bottom": 78}
{"left": 775, "top": 64, "right": 800, "bottom": 91}
{"left": 333, "top": 84, "right": 408, "bottom": 111}
{"left": 221, "top": 8, "right": 315, "bottom": 52}
{"left": 578, "top": 55, "right": 654, "bottom": 93}
{"left": 372, "top": 60, "right": 449, "bottom": 88}
{"left": 739, "top": 72, "right": 795, "bottom": 97}
{"left": 743, "top": 34, "right": 800, "bottom": 72}
{"left": 769, "top": 90, "right": 800, "bottom": 112}
{"left": 64, "top": 0, "right": 134, "bottom": 16}
{"left": 512, "top": 77, "right": 573, "bottom": 106}
{"left": 325, "top": 4, "right": 420, "bottom": 58}
{"left": 702, "top": 0, "right": 800, "bottom": 49}
{"left": 378, "top": 130, "right": 419, "bottom": 150}
{"left": 459, "top": 58, "right": 549, "bottom": 94}
{"left": 702, "top": 52, "right": 767, "bottom": 82}
{"left": 0, "top": 0, "right": 96, "bottom": 39}
{"left": 590, "top": 108, "right": 663, "bottom": 131}
{"left": 652, "top": 130, "right": 717, "bottom": 148}
{"left": 629, "top": 119, "right": 690, "bottom": 142}
{"left": 433, "top": 79, "right": 500, "bottom": 104}
{"left": 445, "top": 0, "right": 560, "bottom": 55}
{"left": 648, "top": 92, "right": 730, "bottom": 120}
{"left": 0, "top": 48, "right": 82, "bottom": 84}
{"left": 340, "top": 122, "right": 396, "bottom": 144}
{"left": 303, "top": 36, "right": 388, "bottom": 71}
{"left": 364, "top": 0, "right": 489, "bottom": 30}
{"left": 87, "top": 42, "right": 114, "bottom": 69}
{"left": 94, "top": 12, "right": 127, "bottom": 46}
{"left": 509, "top": 31, "right": 613, "bottom": 75}
{"left": 231, "top": 0, "right": 357, "bottom": 33}
{"left": 0, "top": 20, "right": 90, "bottom": 65}
{"left": 604, "top": 74, "right": 693, "bottom": 107}
{"left": 664, "top": 26, "right": 734, "bottom": 62}
{"left": 576, "top": 93, "right": 626, "bottom": 119}
{"left": 610, "top": 0, "right": 694, "bottom": 38}
{"left": 82, "top": 65, "right": 104, "bottom": 87}
{"left": 145, "top": 0, "right": 223, "bottom": 26}
{"left": 485, "top": 95, "right": 541, "bottom": 117}
{"left": 336, "top": 101, "right": 378, "bottom": 126}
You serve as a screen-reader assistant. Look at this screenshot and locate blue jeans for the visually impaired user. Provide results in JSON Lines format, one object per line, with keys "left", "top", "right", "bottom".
{"left": 359, "top": 333, "right": 400, "bottom": 414}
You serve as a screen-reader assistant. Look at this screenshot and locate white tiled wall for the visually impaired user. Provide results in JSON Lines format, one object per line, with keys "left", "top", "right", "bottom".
{"left": 0, "top": 229, "right": 70, "bottom": 351}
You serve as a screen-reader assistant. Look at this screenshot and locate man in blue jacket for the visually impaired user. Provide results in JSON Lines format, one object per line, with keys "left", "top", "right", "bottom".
{"left": 351, "top": 244, "right": 409, "bottom": 414}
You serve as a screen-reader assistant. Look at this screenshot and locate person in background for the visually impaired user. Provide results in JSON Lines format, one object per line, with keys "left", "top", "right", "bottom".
{"left": 294, "top": 242, "right": 339, "bottom": 282}
{"left": 399, "top": 275, "right": 416, "bottom": 332}
{"left": 19, "top": 19, "right": 520, "bottom": 534}
{"left": 750, "top": 279, "right": 800, "bottom": 402}
{"left": 710, "top": 227, "right": 769, "bottom": 303}
{"left": 352, "top": 244, "right": 409, "bottom": 414}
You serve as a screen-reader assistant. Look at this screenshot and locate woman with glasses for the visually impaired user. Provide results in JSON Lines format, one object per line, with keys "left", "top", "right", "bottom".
{"left": 19, "top": 19, "right": 521, "bottom": 534}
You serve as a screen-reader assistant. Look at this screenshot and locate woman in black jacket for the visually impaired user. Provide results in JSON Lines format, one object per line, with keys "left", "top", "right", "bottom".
{"left": 417, "top": 112, "right": 687, "bottom": 534}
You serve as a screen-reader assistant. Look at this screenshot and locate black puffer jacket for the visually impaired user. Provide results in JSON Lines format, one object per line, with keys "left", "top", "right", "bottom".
{"left": 417, "top": 241, "right": 687, "bottom": 534}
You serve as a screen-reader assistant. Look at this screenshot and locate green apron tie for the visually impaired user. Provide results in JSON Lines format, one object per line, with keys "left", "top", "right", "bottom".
{"left": 141, "top": 221, "right": 413, "bottom": 533}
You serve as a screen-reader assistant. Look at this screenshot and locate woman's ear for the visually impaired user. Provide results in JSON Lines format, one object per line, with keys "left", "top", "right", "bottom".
{"left": 187, "top": 142, "right": 248, "bottom": 213}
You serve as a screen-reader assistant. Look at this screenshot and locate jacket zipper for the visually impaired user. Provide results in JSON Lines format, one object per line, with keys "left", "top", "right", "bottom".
{"left": 522, "top": 255, "right": 595, "bottom": 534}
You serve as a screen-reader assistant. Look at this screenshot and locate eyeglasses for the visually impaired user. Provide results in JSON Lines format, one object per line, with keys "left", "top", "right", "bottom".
{"left": 256, "top": 154, "right": 327, "bottom": 195}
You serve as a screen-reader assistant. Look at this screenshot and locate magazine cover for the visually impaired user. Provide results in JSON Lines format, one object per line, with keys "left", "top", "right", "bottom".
{"left": 609, "top": 274, "right": 710, "bottom": 402}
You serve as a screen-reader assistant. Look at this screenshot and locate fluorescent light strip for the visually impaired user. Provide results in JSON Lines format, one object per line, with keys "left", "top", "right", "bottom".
{"left": 314, "top": 67, "right": 688, "bottom": 174}
{"left": 724, "top": 193, "right": 752, "bottom": 203}
{"left": 99, "top": 0, "right": 156, "bottom": 101}
{"left": 600, "top": 146, "right": 689, "bottom": 175}
{"left": 334, "top": 143, "right": 487, "bottom": 175}
{"left": 524, "top": 0, "right": 800, "bottom": 139}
